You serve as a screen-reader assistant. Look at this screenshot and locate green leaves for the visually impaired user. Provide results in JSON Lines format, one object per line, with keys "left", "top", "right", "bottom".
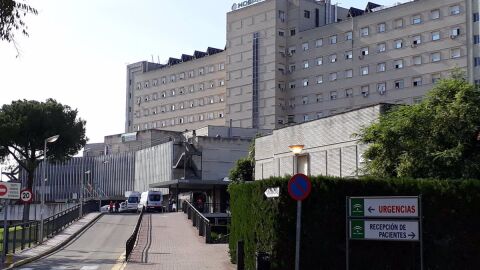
{"left": 359, "top": 75, "right": 480, "bottom": 179}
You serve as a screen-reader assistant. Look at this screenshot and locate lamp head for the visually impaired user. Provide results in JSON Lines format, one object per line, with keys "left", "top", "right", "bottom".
{"left": 85, "top": 170, "right": 91, "bottom": 174}
{"left": 46, "top": 135, "right": 60, "bottom": 143}
{"left": 288, "top": 144, "right": 304, "bottom": 155}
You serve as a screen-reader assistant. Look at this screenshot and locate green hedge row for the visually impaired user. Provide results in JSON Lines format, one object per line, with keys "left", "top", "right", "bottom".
{"left": 228, "top": 176, "right": 480, "bottom": 270}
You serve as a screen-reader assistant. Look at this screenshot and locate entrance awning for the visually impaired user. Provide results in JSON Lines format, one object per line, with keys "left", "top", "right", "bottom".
{"left": 149, "top": 179, "right": 230, "bottom": 192}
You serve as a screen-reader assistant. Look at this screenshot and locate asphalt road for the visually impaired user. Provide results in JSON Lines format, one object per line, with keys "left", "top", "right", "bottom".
{"left": 18, "top": 214, "right": 138, "bottom": 270}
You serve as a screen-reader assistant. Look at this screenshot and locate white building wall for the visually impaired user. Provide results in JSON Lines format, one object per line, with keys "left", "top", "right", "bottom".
{"left": 134, "top": 141, "right": 173, "bottom": 194}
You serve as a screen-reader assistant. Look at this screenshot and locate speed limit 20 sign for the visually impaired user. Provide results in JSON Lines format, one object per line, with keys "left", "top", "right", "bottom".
{"left": 20, "top": 188, "right": 33, "bottom": 203}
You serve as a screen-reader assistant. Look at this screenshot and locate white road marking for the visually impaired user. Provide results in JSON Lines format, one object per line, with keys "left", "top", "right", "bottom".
{"left": 80, "top": 266, "right": 99, "bottom": 270}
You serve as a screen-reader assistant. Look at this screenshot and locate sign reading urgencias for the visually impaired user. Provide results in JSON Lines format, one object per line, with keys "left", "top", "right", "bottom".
{"left": 231, "top": 0, "right": 265, "bottom": 11}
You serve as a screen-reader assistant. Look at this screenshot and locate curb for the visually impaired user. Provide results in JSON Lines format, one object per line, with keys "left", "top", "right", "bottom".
{"left": 6, "top": 213, "right": 104, "bottom": 269}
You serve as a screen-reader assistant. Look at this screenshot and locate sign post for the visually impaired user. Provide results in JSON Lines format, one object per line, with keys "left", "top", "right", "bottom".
{"left": 288, "top": 174, "right": 312, "bottom": 270}
{"left": 0, "top": 182, "right": 21, "bottom": 263}
{"left": 346, "top": 196, "right": 423, "bottom": 270}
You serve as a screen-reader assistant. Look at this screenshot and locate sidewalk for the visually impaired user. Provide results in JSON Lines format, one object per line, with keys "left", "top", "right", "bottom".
{"left": 4, "top": 212, "right": 102, "bottom": 268}
{"left": 126, "top": 212, "right": 235, "bottom": 270}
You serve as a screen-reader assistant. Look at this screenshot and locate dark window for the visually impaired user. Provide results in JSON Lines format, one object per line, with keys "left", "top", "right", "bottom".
{"left": 474, "top": 35, "right": 480, "bottom": 44}
{"left": 290, "top": 28, "right": 296, "bottom": 36}
{"left": 304, "top": 10, "right": 311, "bottom": 18}
{"left": 475, "top": 57, "right": 480, "bottom": 67}
{"left": 474, "top": 12, "right": 479, "bottom": 22}
{"left": 149, "top": 194, "right": 161, "bottom": 201}
{"left": 128, "top": 197, "right": 139, "bottom": 203}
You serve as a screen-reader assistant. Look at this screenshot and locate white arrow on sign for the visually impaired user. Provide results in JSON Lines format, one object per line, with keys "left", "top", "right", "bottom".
{"left": 264, "top": 187, "right": 280, "bottom": 198}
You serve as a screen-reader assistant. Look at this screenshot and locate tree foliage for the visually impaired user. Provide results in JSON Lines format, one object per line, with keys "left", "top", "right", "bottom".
{"left": 359, "top": 74, "right": 480, "bottom": 179}
{"left": 229, "top": 137, "right": 256, "bottom": 182}
{"left": 0, "top": 99, "right": 87, "bottom": 190}
{"left": 0, "top": 0, "right": 37, "bottom": 55}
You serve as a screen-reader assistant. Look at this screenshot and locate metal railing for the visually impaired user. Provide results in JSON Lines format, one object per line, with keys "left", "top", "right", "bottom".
{"left": 182, "top": 201, "right": 231, "bottom": 244}
{"left": 183, "top": 201, "right": 212, "bottom": 243}
{"left": 126, "top": 208, "right": 144, "bottom": 260}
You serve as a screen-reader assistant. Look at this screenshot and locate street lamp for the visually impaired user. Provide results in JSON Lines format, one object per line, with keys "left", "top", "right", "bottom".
{"left": 39, "top": 135, "right": 59, "bottom": 243}
{"left": 289, "top": 144, "right": 304, "bottom": 270}
{"left": 289, "top": 145, "right": 304, "bottom": 175}
{"left": 81, "top": 170, "right": 91, "bottom": 217}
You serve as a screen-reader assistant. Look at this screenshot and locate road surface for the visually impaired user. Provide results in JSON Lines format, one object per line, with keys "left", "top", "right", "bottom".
{"left": 18, "top": 213, "right": 138, "bottom": 270}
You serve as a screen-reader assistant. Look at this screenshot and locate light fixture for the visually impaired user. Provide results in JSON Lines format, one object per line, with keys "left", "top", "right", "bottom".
{"left": 46, "top": 135, "right": 60, "bottom": 143}
{"left": 85, "top": 170, "right": 91, "bottom": 174}
{"left": 289, "top": 145, "right": 304, "bottom": 155}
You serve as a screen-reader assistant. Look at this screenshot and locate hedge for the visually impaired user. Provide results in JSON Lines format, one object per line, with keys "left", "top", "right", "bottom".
{"left": 228, "top": 176, "right": 480, "bottom": 270}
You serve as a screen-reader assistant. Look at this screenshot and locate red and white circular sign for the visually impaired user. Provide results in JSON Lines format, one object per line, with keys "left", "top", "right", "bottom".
{"left": 20, "top": 189, "right": 33, "bottom": 203}
{"left": 0, "top": 184, "right": 7, "bottom": 196}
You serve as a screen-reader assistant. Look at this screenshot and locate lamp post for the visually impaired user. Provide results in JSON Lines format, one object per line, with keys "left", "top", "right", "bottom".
{"left": 81, "top": 170, "right": 91, "bottom": 217}
{"left": 289, "top": 144, "right": 304, "bottom": 270}
{"left": 39, "top": 135, "right": 59, "bottom": 244}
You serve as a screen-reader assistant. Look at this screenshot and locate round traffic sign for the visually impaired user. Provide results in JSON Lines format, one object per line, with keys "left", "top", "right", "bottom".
{"left": 288, "top": 174, "right": 312, "bottom": 201}
{"left": 0, "top": 183, "right": 7, "bottom": 196}
{"left": 20, "top": 189, "right": 33, "bottom": 203}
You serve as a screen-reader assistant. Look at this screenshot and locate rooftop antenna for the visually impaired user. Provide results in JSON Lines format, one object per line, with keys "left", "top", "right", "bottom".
{"left": 157, "top": 56, "right": 160, "bottom": 64}
{"left": 151, "top": 55, "right": 154, "bottom": 62}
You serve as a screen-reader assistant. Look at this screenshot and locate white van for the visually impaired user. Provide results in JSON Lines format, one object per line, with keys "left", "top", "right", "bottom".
{"left": 138, "top": 191, "right": 163, "bottom": 212}
{"left": 124, "top": 191, "right": 141, "bottom": 212}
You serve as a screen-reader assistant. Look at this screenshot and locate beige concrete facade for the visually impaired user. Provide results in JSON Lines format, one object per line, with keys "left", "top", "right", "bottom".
{"left": 126, "top": 0, "right": 480, "bottom": 131}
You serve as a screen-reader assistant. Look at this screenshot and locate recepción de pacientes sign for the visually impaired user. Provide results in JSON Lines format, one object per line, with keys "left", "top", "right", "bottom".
{"left": 350, "top": 220, "right": 419, "bottom": 241}
{"left": 349, "top": 197, "right": 419, "bottom": 218}
{"left": 232, "top": 0, "right": 264, "bottom": 11}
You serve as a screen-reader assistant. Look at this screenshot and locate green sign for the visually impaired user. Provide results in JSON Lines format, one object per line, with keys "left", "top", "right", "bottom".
{"left": 350, "top": 220, "right": 365, "bottom": 239}
{"left": 350, "top": 198, "right": 364, "bottom": 217}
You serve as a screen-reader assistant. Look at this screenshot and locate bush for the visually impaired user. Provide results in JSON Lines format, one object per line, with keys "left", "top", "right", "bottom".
{"left": 228, "top": 176, "right": 480, "bottom": 270}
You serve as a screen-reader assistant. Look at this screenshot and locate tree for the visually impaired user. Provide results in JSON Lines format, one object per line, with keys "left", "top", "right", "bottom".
{"left": 0, "top": 99, "right": 87, "bottom": 220}
{"left": 0, "top": 0, "right": 37, "bottom": 55}
{"left": 358, "top": 73, "right": 480, "bottom": 179}
{"left": 229, "top": 136, "right": 256, "bottom": 182}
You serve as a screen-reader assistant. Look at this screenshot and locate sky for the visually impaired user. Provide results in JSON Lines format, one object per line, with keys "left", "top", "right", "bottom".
{"left": 0, "top": 0, "right": 402, "bottom": 180}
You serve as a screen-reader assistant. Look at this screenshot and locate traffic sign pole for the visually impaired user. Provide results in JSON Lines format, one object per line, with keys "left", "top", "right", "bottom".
{"left": 295, "top": 200, "right": 301, "bottom": 270}
{"left": 2, "top": 199, "right": 8, "bottom": 263}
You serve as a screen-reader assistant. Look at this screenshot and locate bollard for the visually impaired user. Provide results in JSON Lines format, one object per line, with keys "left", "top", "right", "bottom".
{"left": 237, "top": 240, "right": 245, "bottom": 270}
{"left": 5, "top": 253, "right": 13, "bottom": 265}
{"left": 256, "top": 251, "right": 270, "bottom": 270}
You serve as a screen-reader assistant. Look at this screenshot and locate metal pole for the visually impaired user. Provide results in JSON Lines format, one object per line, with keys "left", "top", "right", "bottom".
{"left": 345, "top": 196, "right": 349, "bottom": 270}
{"left": 2, "top": 200, "right": 8, "bottom": 263}
{"left": 79, "top": 174, "right": 83, "bottom": 217}
{"left": 419, "top": 195, "right": 423, "bottom": 270}
{"left": 295, "top": 200, "right": 302, "bottom": 270}
{"left": 39, "top": 140, "right": 47, "bottom": 243}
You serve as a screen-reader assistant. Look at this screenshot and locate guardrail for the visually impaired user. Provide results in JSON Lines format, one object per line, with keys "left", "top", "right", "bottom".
{"left": 183, "top": 200, "right": 212, "bottom": 243}
{"left": 126, "top": 208, "right": 144, "bottom": 260}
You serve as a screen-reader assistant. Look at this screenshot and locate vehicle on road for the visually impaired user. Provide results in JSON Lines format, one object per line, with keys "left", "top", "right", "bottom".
{"left": 123, "top": 191, "right": 141, "bottom": 212}
{"left": 138, "top": 191, "right": 163, "bottom": 212}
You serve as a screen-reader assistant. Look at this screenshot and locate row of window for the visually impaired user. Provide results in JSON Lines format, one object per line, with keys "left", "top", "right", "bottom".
{"left": 134, "top": 110, "right": 225, "bottom": 131}
{"left": 135, "top": 95, "right": 225, "bottom": 118}
{"left": 135, "top": 79, "right": 225, "bottom": 104}
{"left": 285, "top": 49, "right": 460, "bottom": 89}
{"left": 135, "top": 63, "right": 225, "bottom": 90}
{"left": 287, "top": 25, "right": 462, "bottom": 59}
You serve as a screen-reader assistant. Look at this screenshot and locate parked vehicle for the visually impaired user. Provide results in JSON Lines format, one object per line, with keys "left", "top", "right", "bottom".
{"left": 123, "top": 191, "right": 141, "bottom": 213}
{"left": 138, "top": 191, "right": 163, "bottom": 212}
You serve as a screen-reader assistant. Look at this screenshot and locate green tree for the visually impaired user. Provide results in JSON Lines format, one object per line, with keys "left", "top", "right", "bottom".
{"left": 0, "top": 0, "right": 37, "bottom": 55}
{"left": 229, "top": 137, "right": 256, "bottom": 182}
{"left": 359, "top": 73, "right": 480, "bottom": 179}
{"left": 0, "top": 99, "right": 87, "bottom": 220}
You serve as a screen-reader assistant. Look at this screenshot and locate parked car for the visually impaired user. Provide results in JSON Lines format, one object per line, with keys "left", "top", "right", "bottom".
{"left": 138, "top": 191, "right": 163, "bottom": 212}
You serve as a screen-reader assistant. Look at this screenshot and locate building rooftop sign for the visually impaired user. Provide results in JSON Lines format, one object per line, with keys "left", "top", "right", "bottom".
{"left": 231, "top": 0, "right": 264, "bottom": 11}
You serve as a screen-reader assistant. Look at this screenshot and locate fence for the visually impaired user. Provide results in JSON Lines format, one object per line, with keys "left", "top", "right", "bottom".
{"left": 126, "top": 208, "right": 144, "bottom": 260}
{"left": 1, "top": 200, "right": 98, "bottom": 255}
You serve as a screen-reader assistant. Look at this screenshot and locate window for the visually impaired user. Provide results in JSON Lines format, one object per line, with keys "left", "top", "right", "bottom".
{"left": 394, "top": 39, "right": 403, "bottom": 49}
{"left": 303, "top": 60, "right": 309, "bottom": 69}
{"left": 395, "top": 18, "right": 403, "bottom": 29}
{"left": 153, "top": 79, "right": 158, "bottom": 86}
{"left": 288, "top": 46, "right": 296, "bottom": 55}
{"left": 144, "top": 81, "right": 149, "bottom": 88}
{"left": 360, "top": 27, "right": 369, "bottom": 37}
{"left": 451, "top": 27, "right": 460, "bottom": 37}
{"left": 170, "top": 75, "right": 176, "bottom": 82}
{"left": 360, "top": 66, "right": 369, "bottom": 76}
{"left": 218, "top": 63, "right": 225, "bottom": 70}
{"left": 218, "top": 79, "right": 225, "bottom": 86}
{"left": 413, "top": 55, "right": 422, "bottom": 65}
{"left": 395, "top": 79, "right": 404, "bottom": 89}
{"left": 377, "top": 62, "right": 386, "bottom": 72}
{"left": 394, "top": 59, "right": 404, "bottom": 69}
{"left": 431, "top": 52, "right": 441, "bottom": 62}
{"left": 303, "top": 115, "right": 310, "bottom": 122}
{"left": 330, "top": 54, "right": 337, "bottom": 63}
{"left": 161, "top": 77, "right": 166, "bottom": 84}
{"left": 188, "top": 70, "right": 194, "bottom": 78}
{"left": 377, "top": 23, "right": 386, "bottom": 33}
{"left": 179, "top": 73, "right": 185, "bottom": 80}
{"left": 377, "top": 43, "right": 386, "bottom": 53}
{"left": 303, "top": 79, "right": 309, "bottom": 87}
{"left": 199, "top": 114, "right": 204, "bottom": 121}
{"left": 330, "top": 91, "right": 337, "bottom": 100}
{"left": 329, "top": 72, "right": 337, "bottom": 81}
{"left": 208, "top": 65, "right": 214, "bottom": 73}
{"left": 302, "top": 96, "right": 309, "bottom": 104}
{"left": 316, "top": 112, "right": 324, "bottom": 119}
{"left": 412, "top": 14, "right": 422, "bottom": 24}
{"left": 474, "top": 35, "right": 480, "bottom": 44}
{"left": 451, "top": 48, "right": 461, "bottom": 58}
{"left": 330, "top": 35, "right": 337, "bottom": 44}
{"left": 290, "top": 28, "right": 296, "bottom": 36}
{"left": 474, "top": 12, "right": 480, "bottom": 22}
{"left": 316, "top": 94, "right": 323, "bottom": 102}
{"left": 279, "top": 10, "right": 286, "bottom": 22}
{"left": 412, "top": 35, "right": 422, "bottom": 45}
{"left": 171, "top": 104, "right": 176, "bottom": 111}
{"left": 475, "top": 57, "right": 480, "bottom": 66}
{"left": 288, "top": 98, "right": 295, "bottom": 108}
{"left": 278, "top": 30, "right": 285, "bottom": 37}
{"left": 289, "top": 82, "right": 296, "bottom": 89}
{"left": 136, "top": 83, "right": 141, "bottom": 90}
{"left": 432, "top": 73, "right": 441, "bottom": 84}
{"left": 161, "top": 91, "right": 166, "bottom": 98}
{"left": 171, "top": 89, "right": 176, "bottom": 96}
{"left": 345, "top": 31, "right": 352, "bottom": 40}
{"left": 316, "top": 57, "right": 323, "bottom": 65}
{"left": 450, "top": 5, "right": 460, "bottom": 15}
{"left": 199, "top": 83, "right": 204, "bottom": 90}
{"left": 377, "top": 82, "right": 386, "bottom": 95}
{"left": 432, "top": 31, "right": 440, "bottom": 41}
{"left": 413, "top": 77, "right": 422, "bottom": 87}
{"left": 345, "top": 88, "right": 353, "bottom": 97}
{"left": 345, "top": 50, "right": 353, "bottom": 60}
{"left": 315, "top": 39, "right": 323, "bottom": 47}
{"left": 289, "top": 64, "right": 296, "bottom": 73}
{"left": 199, "top": 67, "right": 204, "bottom": 75}
{"left": 304, "top": 10, "right": 310, "bottom": 18}
{"left": 302, "top": 42, "right": 309, "bottom": 51}
{"left": 209, "top": 81, "right": 214, "bottom": 88}
{"left": 361, "top": 85, "right": 369, "bottom": 97}
{"left": 317, "top": 76, "right": 323, "bottom": 84}
{"left": 287, "top": 115, "right": 295, "bottom": 123}
{"left": 361, "top": 47, "right": 369, "bottom": 56}
{"left": 345, "top": 69, "right": 353, "bottom": 78}
{"left": 431, "top": 9, "right": 440, "bottom": 20}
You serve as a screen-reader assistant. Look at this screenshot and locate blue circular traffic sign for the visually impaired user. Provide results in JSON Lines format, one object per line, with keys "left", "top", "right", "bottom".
{"left": 288, "top": 174, "right": 312, "bottom": 201}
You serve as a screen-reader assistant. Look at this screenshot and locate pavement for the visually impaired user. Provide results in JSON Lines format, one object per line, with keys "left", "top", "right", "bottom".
{"left": 14, "top": 213, "right": 139, "bottom": 270}
{"left": 126, "top": 212, "right": 235, "bottom": 270}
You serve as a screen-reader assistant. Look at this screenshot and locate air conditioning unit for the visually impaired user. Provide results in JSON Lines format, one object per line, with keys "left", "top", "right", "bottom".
{"left": 450, "top": 35, "right": 458, "bottom": 39}
{"left": 411, "top": 43, "right": 418, "bottom": 48}
{"left": 287, "top": 52, "right": 293, "bottom": 56}
{"left": 358, "top": 55, "right": 364, "bottom": 60}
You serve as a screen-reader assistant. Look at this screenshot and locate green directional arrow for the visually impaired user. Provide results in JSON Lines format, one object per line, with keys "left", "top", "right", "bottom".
{"left": 350, "top": 220, "right": 365, "bottom": 239}
{"left": 350, "top": 198, "right": 364, "bottom": 217}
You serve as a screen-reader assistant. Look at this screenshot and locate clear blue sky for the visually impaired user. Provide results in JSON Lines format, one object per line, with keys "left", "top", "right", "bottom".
{"left": 0, "top": 0, "right": 402, "bottom": 144}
